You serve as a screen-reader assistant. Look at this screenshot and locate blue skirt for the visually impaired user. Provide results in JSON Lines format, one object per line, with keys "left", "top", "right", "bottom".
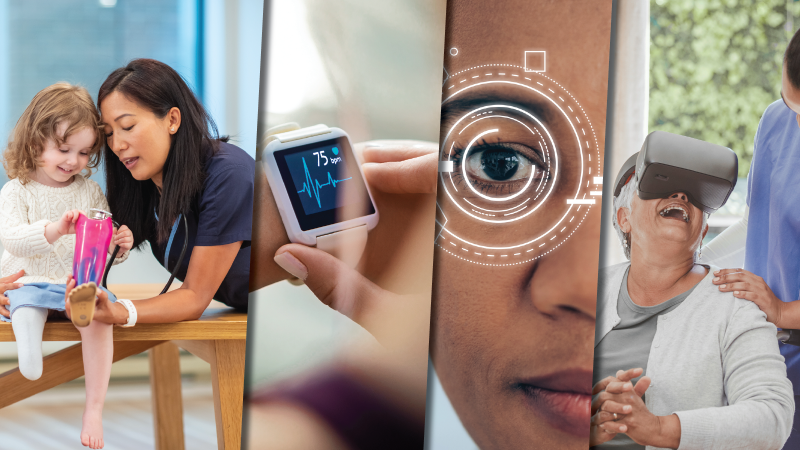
{"left": 2, "top": 282, "right": 117, "bottom": 323}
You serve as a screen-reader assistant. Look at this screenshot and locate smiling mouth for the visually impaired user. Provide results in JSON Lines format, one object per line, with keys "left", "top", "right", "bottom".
{"left": 57, "top": 166, "right": 74, "bottom": 175}
{"left": 659, "top": 204, "right": 689, "bottom": 222}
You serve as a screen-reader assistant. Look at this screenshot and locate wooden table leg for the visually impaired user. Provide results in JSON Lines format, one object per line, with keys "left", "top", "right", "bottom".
{"left": 149, "top": 342, "right": 185, "bottom": 450}
{"left": 210, "top": 340, "right": 246, "bottom": 450}
{"left": 174, "top": 339, "right": 246, "bottom": 450}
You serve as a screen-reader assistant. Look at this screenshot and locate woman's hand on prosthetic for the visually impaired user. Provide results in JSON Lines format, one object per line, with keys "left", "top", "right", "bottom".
{"left": 590, "top": 368, "right": 641, "bottom": 446}
{"left": 0, "top": 269, "right": 25, "bottom": 318}
{"left": 64, "top": 276, "right": 127, "bottom": 325}
{"left": 714, "top": 268, "right": 786, "bottom": 327}
{"left": 110, "top": 225, "right": 133, "bottom": 254}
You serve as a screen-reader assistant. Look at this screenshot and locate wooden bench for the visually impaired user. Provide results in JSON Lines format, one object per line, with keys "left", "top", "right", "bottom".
{"left": 0, "top": 283, "right": 247, "bottom": 450}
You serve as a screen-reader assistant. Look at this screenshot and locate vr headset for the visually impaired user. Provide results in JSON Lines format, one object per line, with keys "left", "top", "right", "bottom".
{"left": 613, "top": 131, "right": 738, "bottom": 213}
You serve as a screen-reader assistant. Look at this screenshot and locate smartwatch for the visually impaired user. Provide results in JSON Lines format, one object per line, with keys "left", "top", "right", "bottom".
{"left": 262, "top": 124, "right": 379, "bottom": 268}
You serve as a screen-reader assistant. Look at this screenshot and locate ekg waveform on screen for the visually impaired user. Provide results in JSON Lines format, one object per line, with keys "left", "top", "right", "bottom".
{"left": 297, "top": 157, "right": 352, "bottom": 208}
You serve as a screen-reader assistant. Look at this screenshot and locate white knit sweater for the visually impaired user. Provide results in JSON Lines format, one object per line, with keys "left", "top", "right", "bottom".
{"left": 0, "top": 175, "right": 128, "bottom": 284}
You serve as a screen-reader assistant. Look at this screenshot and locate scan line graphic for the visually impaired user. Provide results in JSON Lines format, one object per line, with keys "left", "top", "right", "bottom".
{"left": 296, "top": 157, "right": 352, "bottom": 208}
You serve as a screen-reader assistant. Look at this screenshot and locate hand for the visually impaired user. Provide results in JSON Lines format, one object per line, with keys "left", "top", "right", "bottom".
{"left": 0, "top": 270, "right": 25, "bottom": 319}
{"left": 64, "top": 276, "right": 128, "bottom": 325}
{"left": 594, "top": 375, "right": 680, "bottom": 448}
{"left": 714, "top": 268, "right": 784, "bottom": 326}
{"left": 589, "top": 368, "right": 641, "bottom": 446}
{"left": 110, "top": 225, "right": 134, "bottom": 253}
{"left": 57, "top": 209, "right": 83, "bottom": 236}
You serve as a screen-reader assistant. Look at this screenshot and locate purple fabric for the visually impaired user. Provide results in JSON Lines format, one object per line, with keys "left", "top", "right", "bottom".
{"left": 250, "top": 369, "right": 425, "bottom": 450}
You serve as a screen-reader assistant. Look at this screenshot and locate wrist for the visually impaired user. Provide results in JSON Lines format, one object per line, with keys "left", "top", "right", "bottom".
{"left": 776, "top": 301, "right": 785, "bottom": 329}
{"left": 113, "top": 301, "right": 130, "bottom": 324}
{"left": 653, "top": 414, "right": 681, "bottom": 448}
{"left": 44, "top": 222, "right": 64, "bottom": 244}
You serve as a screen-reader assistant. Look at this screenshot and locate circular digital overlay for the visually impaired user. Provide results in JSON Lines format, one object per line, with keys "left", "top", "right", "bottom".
{"left": 435, "top": 64, "right": 602, "bottom": 266}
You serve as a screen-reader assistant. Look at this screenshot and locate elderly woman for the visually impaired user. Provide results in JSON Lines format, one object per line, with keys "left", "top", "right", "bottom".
{"left": 590, "top": 147, "right": 794, "bottom": 449}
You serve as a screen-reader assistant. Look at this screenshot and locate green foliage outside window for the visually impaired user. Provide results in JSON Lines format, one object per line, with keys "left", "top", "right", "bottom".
{"left": 650, "top": 0, "right": 800, "bottom": 176}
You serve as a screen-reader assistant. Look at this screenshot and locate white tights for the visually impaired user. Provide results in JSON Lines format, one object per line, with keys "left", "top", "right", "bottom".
{"left": 11, "top": 306, "right": 48, "bottom": 380}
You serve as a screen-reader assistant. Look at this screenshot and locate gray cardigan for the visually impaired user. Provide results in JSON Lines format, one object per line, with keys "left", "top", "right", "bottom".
{"left": 595, "top": 263, "right": 794, "bottom": 450}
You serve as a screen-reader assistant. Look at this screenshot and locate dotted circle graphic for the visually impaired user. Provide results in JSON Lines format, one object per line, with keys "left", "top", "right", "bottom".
{"left": 436, "top": 64, "right": 601, "bottom": 266}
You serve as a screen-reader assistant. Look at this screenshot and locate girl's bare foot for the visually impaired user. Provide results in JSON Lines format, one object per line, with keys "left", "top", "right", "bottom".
{"left": 81, "top": 407, "right": 104, "bottom": 449}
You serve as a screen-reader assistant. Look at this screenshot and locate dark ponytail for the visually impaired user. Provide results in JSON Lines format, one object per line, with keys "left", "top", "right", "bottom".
{"left": 99, "top": 59, "right": 223, "bottom": 246}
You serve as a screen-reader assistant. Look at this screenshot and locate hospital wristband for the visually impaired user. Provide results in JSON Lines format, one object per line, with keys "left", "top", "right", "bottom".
{"left": 116, "top": 299, "right": 137, "bottom": 328}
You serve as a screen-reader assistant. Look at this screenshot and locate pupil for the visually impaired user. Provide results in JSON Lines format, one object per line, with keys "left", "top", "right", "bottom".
{"left": 481, "top": 149, "right": 519, "bottom": 181}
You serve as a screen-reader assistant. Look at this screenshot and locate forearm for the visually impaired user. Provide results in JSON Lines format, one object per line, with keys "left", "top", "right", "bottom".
{"left": 250, "top": 164, "right": 292, "bottom": 291}
{"left": 674, "top": 400, "right": 792, "bottom": 450}
{"left": 108, "top": 287, "right": 211, "bottom": 324}
{"left": 0, "top": 220, "right": 55, "bottom": 256}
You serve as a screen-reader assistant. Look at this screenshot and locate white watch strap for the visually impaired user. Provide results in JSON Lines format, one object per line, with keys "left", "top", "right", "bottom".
{"left": 316, "top": 224, "right": 368, "bottom": 269}
{"left": 116, "top": 299, "right": 137, "bottom": 327}
{"left": 273, "top": 124, "right": 331, "bottom": 143}
{"left": 262, "top": 123, "right": 332, "bottom": 151}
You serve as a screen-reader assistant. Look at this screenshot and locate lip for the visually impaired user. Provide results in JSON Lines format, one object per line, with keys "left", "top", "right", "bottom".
{"left": 122, "top": 156, "right": 139, "bottom": 170}
{"left": 516, "top": 370, "right": 592, "bottom": 437}
{"left": 57, "top": 166, "right": 74, "bottom": 175}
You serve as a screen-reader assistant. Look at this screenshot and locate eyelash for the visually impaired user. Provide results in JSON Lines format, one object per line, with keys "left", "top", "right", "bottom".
{"left": 59, "top": 150, "right": 90, "bottom": 156}
{"left": 449, "top": 139, "right": 546, "bottom": 195}
{"left": 105, "top": 125, "right": 133, "bottom": 138}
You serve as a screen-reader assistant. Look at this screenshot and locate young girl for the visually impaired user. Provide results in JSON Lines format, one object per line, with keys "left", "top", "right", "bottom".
{"left": 0, "top": 83, "right": 133, "bottom": 449}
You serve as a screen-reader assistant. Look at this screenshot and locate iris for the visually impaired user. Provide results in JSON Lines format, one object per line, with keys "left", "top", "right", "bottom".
{"left": 480, "top": 149, "right": 520, "bottom": 181}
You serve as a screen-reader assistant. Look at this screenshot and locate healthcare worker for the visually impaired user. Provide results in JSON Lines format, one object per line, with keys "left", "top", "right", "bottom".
{"left": 705, "top": 26, "right": 800, "bottom": 448}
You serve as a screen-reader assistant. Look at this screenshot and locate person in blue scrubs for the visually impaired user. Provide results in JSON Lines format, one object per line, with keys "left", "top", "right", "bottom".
{"left": 86, "top": 58, "right": 253, "bottom": 324}
{"left": 709, "top": 27, "right": 800, "bottom": 448}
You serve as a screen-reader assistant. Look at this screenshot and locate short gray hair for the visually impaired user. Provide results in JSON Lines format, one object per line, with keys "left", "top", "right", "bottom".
{"left": 612, "top": 179, "right": 637, "bottom": 259}
{"left": 612, "top": 179, "right": 708, "bottom": 261}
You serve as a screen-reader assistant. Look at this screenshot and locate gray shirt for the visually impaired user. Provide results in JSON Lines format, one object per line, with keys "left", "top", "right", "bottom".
{"left": 593, "top": 268, "right": 698, "bottom": 450}
{"left": 594, "top": 263, "right": 793, "bottom": 450}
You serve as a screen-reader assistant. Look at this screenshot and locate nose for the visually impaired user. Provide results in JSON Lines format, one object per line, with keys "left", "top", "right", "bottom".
{"left": 528, "top": 206, "right": 601, "bottom": 320}
{"left": 670, "top": 192, "right": 688, "bottom": 202}
{"left": 108, "top": 134, "right": 126, "bottom": 154}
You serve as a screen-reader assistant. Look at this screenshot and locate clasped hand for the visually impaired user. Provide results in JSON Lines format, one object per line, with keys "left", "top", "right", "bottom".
{"left": 590, "top": 368, "right": 678, "bottom": 448}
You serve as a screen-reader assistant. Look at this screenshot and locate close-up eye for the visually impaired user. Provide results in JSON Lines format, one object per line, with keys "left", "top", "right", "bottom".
{"left": 464, "top": 142, "right": 543, "bottom": 183}
{"left": 122, "top": 125, "right": 134, "bottom": 131}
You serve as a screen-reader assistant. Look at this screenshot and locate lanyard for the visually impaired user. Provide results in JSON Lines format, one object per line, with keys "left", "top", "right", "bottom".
{"left": 154, "top": 208, "right": 183, "bottom": 270}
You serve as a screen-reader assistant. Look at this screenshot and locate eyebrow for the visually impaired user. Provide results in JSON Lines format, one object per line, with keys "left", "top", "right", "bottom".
{"left": 113, "top": 113, "right": 135, "bottom": 122}
{"left": 441, "top": 92, "right": 552, "bottom": 125}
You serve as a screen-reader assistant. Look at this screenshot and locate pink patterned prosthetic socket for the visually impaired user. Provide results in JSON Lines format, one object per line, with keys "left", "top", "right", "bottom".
{"left": 73, "top": 209, "right": 113, "bottom": 286}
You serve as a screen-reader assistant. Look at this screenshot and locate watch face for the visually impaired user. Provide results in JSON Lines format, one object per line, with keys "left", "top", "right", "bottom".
{"left": 274, "top": 136, "right": 376, "bottom": 231}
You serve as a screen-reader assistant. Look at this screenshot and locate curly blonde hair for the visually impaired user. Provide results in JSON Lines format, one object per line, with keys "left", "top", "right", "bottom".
{"left": 3, "top": 83, "right": 103, "bottom": 184}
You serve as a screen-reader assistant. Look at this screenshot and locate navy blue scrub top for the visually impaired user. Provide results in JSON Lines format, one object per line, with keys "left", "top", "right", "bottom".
{"left": 148, "top": 141, "right": 254, "bottom": 311}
